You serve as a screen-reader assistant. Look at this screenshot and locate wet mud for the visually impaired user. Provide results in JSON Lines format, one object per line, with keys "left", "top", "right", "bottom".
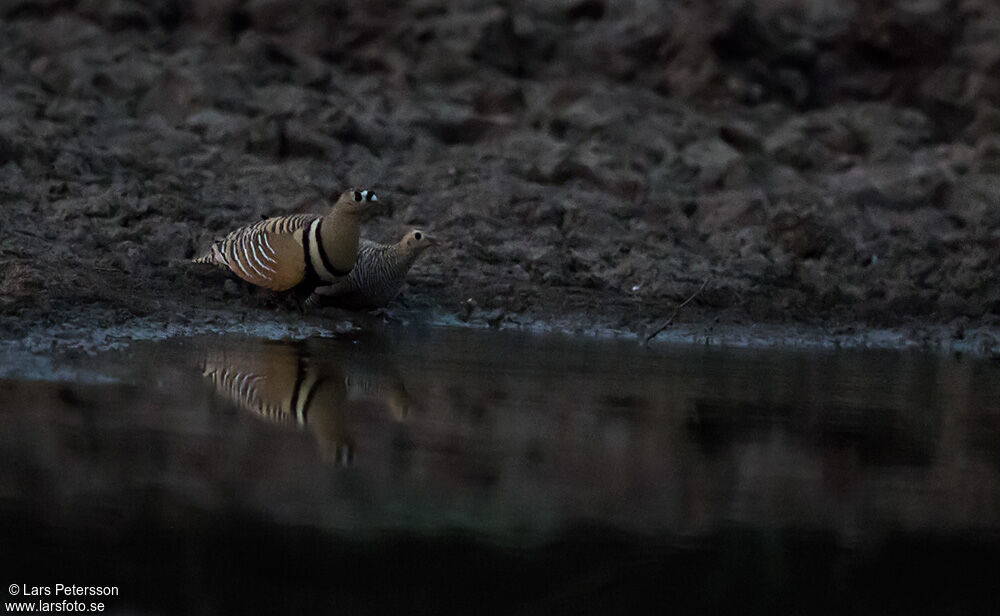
{"left": 1, "top": 1, "right": 1000, "bottom": 354}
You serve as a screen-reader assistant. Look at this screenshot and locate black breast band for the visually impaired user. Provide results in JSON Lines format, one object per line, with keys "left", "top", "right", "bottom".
{"left": 314, "top": 220, "right": 353, "bottom": 278}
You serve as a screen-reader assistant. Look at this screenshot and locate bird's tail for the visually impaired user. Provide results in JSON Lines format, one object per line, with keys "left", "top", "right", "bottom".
{"left": 192, "top": 242, "right": 227, "bottom": 267}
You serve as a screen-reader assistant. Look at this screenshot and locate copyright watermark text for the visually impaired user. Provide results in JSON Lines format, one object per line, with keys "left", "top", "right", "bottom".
{"left": 6, "top": 585, "right": 118, "bottom": 613}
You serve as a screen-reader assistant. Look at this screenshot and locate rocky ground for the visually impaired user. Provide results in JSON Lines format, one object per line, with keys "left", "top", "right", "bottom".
{"left": 1, "top": 0, "right": 1000, "bottom": 355}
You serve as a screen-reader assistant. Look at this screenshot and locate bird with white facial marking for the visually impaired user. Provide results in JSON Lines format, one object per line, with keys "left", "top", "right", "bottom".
{"left": 309, "top": 228, "right": 437, "bottom": 309}
{"left": 193, "top": 188, "right": 378, "bottom": 296}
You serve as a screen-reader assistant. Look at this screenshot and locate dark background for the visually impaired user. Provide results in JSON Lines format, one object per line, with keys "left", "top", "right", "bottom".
{"left": 1, "top": 0, "right": 999, "bottom": 345}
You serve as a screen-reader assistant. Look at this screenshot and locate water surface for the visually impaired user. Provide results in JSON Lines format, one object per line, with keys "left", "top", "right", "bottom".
{"left": 1, "top": 328, "right": 998, "bottom": 613}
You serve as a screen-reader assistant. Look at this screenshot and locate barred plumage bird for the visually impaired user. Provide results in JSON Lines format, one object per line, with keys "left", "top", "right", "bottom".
{"left": 201, "top": 344, "right": 354, "bottom": 464}
{"left": 200, "top": 341, "right": 415, "bottom": 465}
{"left": 193, "top": 188, "right": 378, "bottom": 295}
{"left": 310, "top": 228, "right": 437, "bottom": 309}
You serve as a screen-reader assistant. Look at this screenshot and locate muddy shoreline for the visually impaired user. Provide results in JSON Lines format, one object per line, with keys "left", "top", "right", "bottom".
{"left": 2, "top": 2, "right": 1000, "bottom": 358}
{"left": 2, "top": 303, "right": 998, "bottom": 382}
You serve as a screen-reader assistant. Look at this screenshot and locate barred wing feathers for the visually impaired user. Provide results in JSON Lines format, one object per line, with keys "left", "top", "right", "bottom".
{"left": 196, "top": 214, "right": 320, "bottom": 291}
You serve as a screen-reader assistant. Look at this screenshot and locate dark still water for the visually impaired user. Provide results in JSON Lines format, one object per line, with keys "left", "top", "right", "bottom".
{"left": 1, "top": 328, "right": 999, "bottom": 614}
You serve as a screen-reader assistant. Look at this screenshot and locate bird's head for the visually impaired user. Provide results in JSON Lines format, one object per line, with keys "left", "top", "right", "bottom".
{"left": 333, "top": 188, "right": 378, "bottom": 215}
{"left": 398, "top": 228, "right": 438, "bottom": 257}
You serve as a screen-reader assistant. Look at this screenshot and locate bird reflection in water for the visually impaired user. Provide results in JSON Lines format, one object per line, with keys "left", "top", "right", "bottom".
{"left": 200, "top": 340, "right": 415, "bottom": 465}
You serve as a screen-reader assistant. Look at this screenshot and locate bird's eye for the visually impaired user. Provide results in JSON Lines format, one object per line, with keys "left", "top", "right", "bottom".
{"left": 353, "top": 191, "right": 362, "bottom": 202}
{"left": 414, "top": 231, "right": 422, "bottom": 240}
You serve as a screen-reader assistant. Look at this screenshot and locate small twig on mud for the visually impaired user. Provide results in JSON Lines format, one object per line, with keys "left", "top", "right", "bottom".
{"left": 643, "top": 277, "right": 710, "bottom": 346}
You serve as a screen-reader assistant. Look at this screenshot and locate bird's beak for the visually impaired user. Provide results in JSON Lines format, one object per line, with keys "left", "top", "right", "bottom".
{"left": 425, "top": 235, "right": 439, "bottom": 246}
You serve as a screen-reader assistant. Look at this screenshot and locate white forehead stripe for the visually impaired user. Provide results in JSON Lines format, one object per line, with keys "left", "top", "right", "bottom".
{"left": 361, "top": 190, "right": 369, "bottom": 199}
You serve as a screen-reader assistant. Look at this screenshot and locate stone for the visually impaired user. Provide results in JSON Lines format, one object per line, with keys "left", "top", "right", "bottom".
{"left": 681, "top": 137, "right": 743, "bottom": 187}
